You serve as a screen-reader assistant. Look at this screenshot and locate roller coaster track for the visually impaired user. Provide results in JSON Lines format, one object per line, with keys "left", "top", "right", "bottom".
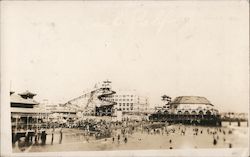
{"left": 65, "top": 80, "right": 117, "bottom": 116}
{"left": 97, "top": 89, "right": 117, "bottom": 107}
{"left": 90, "top": 85, "right": 116, "bottom": 115}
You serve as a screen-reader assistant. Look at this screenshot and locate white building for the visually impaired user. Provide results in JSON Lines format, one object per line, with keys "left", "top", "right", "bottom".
{"left": 168, "top": 96, "right": 219, "bottom": 115}
{"left": 109, "top": 89, "right": 149, "bottom": 114}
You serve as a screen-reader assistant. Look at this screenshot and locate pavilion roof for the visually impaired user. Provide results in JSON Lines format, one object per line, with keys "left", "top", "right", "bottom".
{"left": 18, "top": 90, "right": 36, "bottom": 96}
{"left": 170, "top": 96, "right": 213, "bottom": 106}
{"left": 11, "top": 93, "right": 39, "bottom": 105}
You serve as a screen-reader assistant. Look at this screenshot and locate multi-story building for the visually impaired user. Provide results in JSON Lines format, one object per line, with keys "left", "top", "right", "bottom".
{"left": 108, "top": 90, "right": 149, "bottom": 114}
{"left": 10, "top": 90, "right": 50, "bottom": 142}
{"left": 11, "top": 91, "right": 44, "bottom": 130}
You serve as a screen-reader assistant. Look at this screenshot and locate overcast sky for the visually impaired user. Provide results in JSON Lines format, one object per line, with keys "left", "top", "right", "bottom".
{"left": 2, "top": 1, "right": 249, "bottom": 112}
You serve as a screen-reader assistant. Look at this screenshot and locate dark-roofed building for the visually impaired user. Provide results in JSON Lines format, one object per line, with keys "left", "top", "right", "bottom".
{"left": 11, "top": 91, "right": 49, "bottom": 135}
{"left": 11, "top": 90, "right": 39, "bottom": 108}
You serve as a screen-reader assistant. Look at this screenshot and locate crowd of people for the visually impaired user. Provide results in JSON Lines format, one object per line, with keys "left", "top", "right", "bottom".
{"left": 12, "top": 118, "right": 239, "bottom": 151}
{"left": 104, "top": 121, "right": 236, "bottom": 149}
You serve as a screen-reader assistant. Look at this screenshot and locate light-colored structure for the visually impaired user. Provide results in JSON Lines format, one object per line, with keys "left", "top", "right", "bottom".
{"left": 109, "top": 90, "right": 149, "bottom": 114}
{"left": 64, "top": 80, "right": 117, "bottom": 116}
{"left": 168, "top": 96, "right": 219, "bottom": 115}
{"left": 63, "top": 82, "right": 149, "bottom": 116}
{"left": 150, "top": 96, "right": 221, "bottom": 126}
{"left": 10, "top": 91, "right": 48, "bottom": 131}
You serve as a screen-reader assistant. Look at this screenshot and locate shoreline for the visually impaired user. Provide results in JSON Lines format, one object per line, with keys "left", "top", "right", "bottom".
{"left": 12, "top": 123, "right": 249, "bottom": 153}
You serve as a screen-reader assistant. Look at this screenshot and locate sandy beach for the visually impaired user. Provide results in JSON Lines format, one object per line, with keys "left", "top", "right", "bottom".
{"left": 12, "top": 122, "right": 248, "bottom": 153}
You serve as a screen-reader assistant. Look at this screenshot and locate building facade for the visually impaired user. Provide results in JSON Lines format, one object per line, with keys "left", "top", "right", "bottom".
{"left": 149, "top": 96, "right": 221, "bottom": 126}
{"left": 108, "top": 90, "right": 149, "bottom": 114}
{"left": 11, "top": 91, "right": 43, "bottom": 131}
{"left": 10, "top": 90, "right": 50, "bottom": 145}
{"left": 168, "top": 96, "right": 219, "bottom": 115}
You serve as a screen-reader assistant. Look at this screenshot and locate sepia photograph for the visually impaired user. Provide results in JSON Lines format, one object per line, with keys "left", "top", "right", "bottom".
{"left": 0, "top": 0, "right": 249, "bottom": 156}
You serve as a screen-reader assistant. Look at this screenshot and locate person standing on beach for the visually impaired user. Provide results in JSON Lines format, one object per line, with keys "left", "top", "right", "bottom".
{"left": 117, "top": 134, "right": 120, "bottom": 143}
{"left": 213, "top": 138, "right": 217, "bottom": 146}
{"left": 124, "top": 136, "right": 128, "bottom": 143}
{"left": 51, "top": 128, "right": 55, "bottom": 145}
{"left": 41, "top": 131, "right": 47, "bottom": 145}
{"left": 59, "top": 128, "right": 63, "bottom": 144}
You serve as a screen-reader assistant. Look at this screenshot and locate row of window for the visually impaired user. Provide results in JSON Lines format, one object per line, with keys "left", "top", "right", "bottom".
{"left": 118, "top": 103, "right": 133, "bottom": 106}
{"left": 107, "top": 98, "right": 134, "bottom": 102}
{"left": 114, "top": 99, "right": 134, "bottom": 101}
{"left": 112, "top": 95, "right": 134, "bottom": 97}
{"left": 118, "top": 108, "right": 134, "bottom": 111}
